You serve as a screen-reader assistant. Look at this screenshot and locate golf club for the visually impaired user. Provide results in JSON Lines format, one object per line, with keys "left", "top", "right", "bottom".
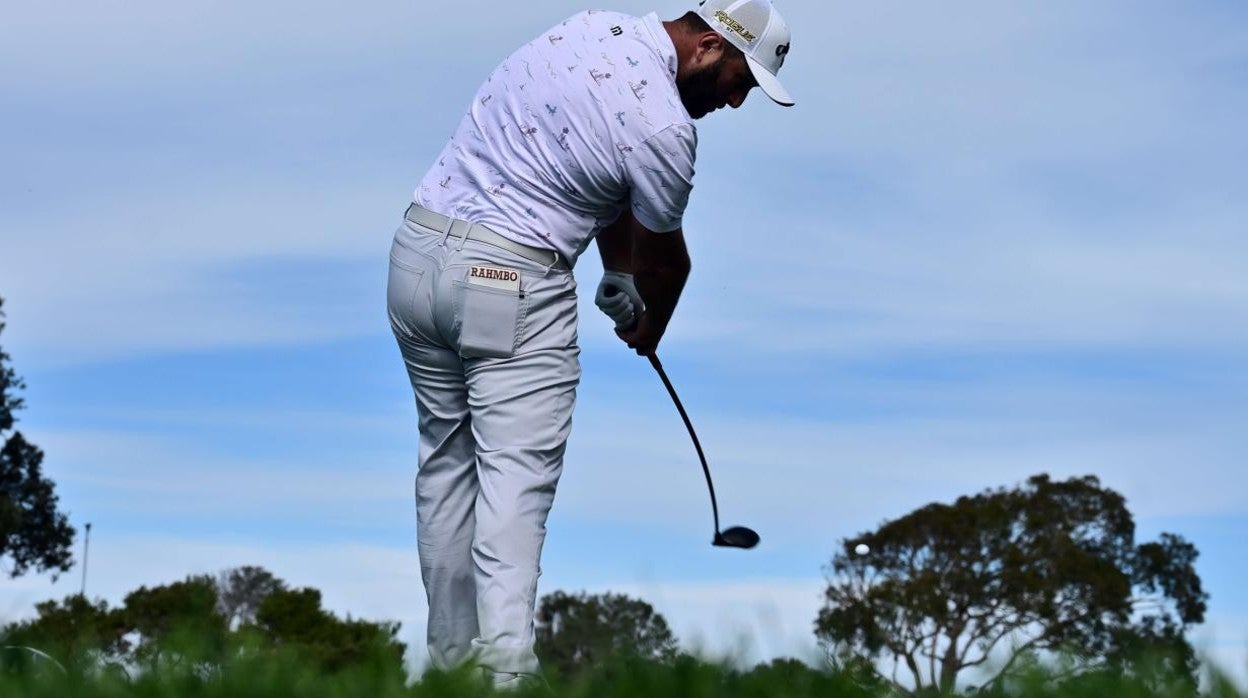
{"left": 603, "top": 287, "right": 759, "bottom": 548}
{"left": 646, "top": 353, "right": 760, "bottom": 550}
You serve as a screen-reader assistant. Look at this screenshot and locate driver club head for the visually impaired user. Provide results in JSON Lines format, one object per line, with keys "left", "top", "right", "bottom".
{"left": 713, "top": 526, "right": 761, "bottom": 549}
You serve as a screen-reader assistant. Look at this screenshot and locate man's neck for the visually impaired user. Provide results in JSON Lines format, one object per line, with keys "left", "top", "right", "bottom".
{"left": 663, "top": 21, "right": 694, "bottom": 81}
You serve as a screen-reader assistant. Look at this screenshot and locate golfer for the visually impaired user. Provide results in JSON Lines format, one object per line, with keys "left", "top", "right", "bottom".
{"left": 387, "top": 0, "right": 794, "bottom": 686}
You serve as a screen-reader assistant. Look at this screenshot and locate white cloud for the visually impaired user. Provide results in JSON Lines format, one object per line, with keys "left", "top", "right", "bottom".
{"left": 0, "top": 0, "right": 605, "bottom": 92}
{"left": 558, "top": 380, "right": 1248, "bottom": 542}
{"left": 3, "top": 0, "right": 1246, "bottom": 364}
{"left": 777, "top": 1, "right": 1248, "bottom": 163}
{"left": 21, "top": 351, "right": 1245, "bottom": 554}
{"left": 27, "top": 426, "right": 413, "bottom": 528}
{"left": 0, "top": 180, "right": 398, "bottom": 364}
{"left": 649, "top": 170, "right": 1248, "bottom": 356}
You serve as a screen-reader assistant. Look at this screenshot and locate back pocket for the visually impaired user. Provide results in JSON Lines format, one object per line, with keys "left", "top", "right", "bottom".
{"left": 387, "top": 256, "right": 426, "bottom": 338}
{"left": 452, "top": 278, "right": 522, "bottom": 358}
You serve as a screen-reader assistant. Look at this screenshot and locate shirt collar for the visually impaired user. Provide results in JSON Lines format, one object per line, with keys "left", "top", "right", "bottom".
{"left": 641, "top": 12, "right": 678, "bottom": 79}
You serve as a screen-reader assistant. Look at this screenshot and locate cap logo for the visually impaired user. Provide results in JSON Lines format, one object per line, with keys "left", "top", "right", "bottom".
{"left": 712, "top": 10, "right": 757, "bottom": 44}
{"left": 775, "top": 42, "right": 790, "bottom": 66}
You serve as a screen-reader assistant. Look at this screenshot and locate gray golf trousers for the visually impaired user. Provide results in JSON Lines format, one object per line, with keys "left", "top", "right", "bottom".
{"left": 387, "top": 210, "right": 580, "bottom": 675}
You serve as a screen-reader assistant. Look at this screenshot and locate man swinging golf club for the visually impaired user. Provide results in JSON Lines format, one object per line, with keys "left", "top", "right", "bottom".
{"left": 386, "top": 0, "right": 794, "bottom": 687}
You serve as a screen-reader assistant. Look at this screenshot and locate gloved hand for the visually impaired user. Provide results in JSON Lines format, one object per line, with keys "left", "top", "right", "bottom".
{"left": 594, "top": 271, "right": 645, "bottom": 330}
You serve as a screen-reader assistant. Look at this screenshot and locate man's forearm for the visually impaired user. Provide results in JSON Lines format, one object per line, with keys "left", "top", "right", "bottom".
{"left": 633, "top": 240, "right": 690, "bottom": 332}
{"left": 605, "top": 213, "right": 690, "bottom": 355}
{"left": 596, "top": 211, "right": 634, "bottom": 273}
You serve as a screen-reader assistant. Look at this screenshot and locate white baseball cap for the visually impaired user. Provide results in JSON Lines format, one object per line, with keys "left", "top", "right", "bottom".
{"left": 697, "top": 0, "right": 794, "bottom": 107}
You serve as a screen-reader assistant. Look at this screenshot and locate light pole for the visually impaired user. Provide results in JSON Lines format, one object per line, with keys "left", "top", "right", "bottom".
{"left": 80, "top": 522, "right": 92, "bottom": 596}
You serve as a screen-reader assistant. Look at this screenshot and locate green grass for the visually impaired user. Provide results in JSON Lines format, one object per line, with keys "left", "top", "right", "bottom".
{"left": 1, "top": 647, "right": 1243, "bottom": 697}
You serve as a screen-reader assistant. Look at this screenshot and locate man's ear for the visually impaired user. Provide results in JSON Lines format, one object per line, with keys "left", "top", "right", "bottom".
{"left": 692, "top": 31, "right": 727, "bottom": 65}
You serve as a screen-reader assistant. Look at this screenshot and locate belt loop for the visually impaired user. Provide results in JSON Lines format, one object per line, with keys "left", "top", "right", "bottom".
{"left": 454, "top": 221, "right": 470, "bottom": 251}
{"left": 439, "top": 212, "right": 453, "bottom": 247}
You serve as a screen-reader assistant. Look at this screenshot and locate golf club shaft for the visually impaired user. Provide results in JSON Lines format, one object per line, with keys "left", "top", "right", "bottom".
{"left": 648, "top": 353, "right": 722, "bottom": 535}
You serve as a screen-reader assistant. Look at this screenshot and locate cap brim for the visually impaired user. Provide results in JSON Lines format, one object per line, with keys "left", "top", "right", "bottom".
{"left": 745, "top": 54, "right": 794, "bottom": 107}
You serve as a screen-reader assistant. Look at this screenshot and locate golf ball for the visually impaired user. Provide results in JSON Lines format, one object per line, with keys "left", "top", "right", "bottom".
{"left": 854, "top": 543, "right": 870, "bottom": 556}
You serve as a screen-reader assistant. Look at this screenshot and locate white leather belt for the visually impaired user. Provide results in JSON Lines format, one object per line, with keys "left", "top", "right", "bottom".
{"left": 405, "top": 203, "right": 570, "bottom": 271}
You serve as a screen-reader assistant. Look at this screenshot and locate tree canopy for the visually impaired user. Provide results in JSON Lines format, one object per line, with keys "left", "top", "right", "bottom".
{"left": 217, "top": 564, "right": 286, "bottom": 629}
{"left": 0, "top": 594, "right": 129, "bottom": 670}
{"left": 252, "top": 585, "right": 405, "bottom": 674}
{"left": 124, "top": 575, "right": 228, "bottom": 667}
{"left": 535, "top": 590, "right": 679, "bottom": 677}
{"left": 816, "top": 474, "right": 1207, "bottom": 695}
{"left": 0, "top": 566, "right": 405, "bottom": 679}
{"left": 0, "top": 296, "right": 75, "bottom": 580}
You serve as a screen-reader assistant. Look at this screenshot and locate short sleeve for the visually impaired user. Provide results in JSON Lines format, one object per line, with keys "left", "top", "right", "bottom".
{"left": 621, "top": 124, "right": 697, "bottom": 232}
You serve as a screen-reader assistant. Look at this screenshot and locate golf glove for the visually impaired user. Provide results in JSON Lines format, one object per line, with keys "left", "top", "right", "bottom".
{"left": 595, "top": 271, "right": 645, "bottom": 330}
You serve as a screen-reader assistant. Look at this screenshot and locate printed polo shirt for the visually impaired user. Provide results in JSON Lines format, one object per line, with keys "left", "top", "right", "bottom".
{"left": 415, "top": 11, "right": 697, "bottom": 264}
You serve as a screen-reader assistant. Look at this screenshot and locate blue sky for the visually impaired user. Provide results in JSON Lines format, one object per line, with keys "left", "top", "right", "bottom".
{"left": 2, "top": 0, "right": 1246, "bottom": 682}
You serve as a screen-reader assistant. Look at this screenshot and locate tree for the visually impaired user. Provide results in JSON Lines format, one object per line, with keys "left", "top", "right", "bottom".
{"left": 122, "top": 574, "right": 228, "bottom": 668}
{"left": 0, "top": 297, "right": 75, "bottom": 580}
{"left": 534, "top": 590, "right": 679, "bottom": 676}
{"left": 216, "top": 565, "right": 285, "bottom": 629}
{"left": 815, "top": 474, "right": 1207, "bottom": 695}
{"left": 0, "top": 594, "right": 129, "bottom": 670}
{"left": 252, "top": 586, "right": 406, "bottom": 675}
